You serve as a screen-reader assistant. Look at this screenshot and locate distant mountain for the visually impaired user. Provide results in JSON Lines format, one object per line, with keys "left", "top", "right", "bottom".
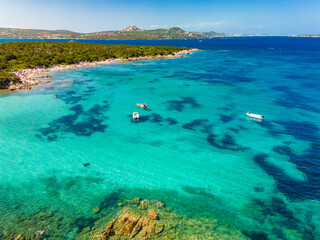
{"left": 75, "top": 26, "right": 205, "bottom": 40}
{"left": 0, "top": 28, "right": 80, "bottom": 39}
{"left": 0, "top": 26, "right": 224, "bottom": 39}
{"left": 120, "top": 26, "right": 142, "bottom": 32}
{"left": 2, "top": 26, "right": 308, "bottom": 39}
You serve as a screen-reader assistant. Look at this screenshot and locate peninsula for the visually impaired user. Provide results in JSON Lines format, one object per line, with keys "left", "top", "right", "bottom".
{"left": 0, "top": 41, "right": 198, "bottom": 90}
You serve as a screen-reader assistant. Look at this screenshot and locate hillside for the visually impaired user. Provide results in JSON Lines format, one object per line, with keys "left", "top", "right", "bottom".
{"left": 0, "top": 26, "right": 221, "bottom": 39}
{"left": 0, "top": 28, "right": 80, "bottom": 39}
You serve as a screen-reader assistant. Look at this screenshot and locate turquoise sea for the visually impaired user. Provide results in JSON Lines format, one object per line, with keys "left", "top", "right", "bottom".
{"left": 0, "top": 38, "right": 320, "bottom": 239}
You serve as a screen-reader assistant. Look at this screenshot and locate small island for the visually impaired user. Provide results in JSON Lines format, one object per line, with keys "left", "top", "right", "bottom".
{"left": 0, "top": 41, "right": 198, "bottom": 91}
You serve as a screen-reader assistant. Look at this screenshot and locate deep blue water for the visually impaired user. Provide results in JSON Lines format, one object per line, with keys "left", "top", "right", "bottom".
{"left": 0, "top": 37, "right": 320, "bottom": 239}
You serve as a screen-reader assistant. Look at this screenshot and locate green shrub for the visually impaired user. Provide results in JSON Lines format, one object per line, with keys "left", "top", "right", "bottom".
{"left": 0, "top": 71, "right": 21, "bottom": 89}
{"left": 0, "top": 41, "right": 187, "bottom": 72}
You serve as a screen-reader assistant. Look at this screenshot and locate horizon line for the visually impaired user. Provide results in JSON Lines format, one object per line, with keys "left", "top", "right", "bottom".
{"left": 0, "top": 26, "right": 319, "bottom": 36}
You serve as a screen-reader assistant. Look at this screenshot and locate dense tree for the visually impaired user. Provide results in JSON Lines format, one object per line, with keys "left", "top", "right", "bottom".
{"left": 0, "top": 71, "right": 20, "bottom": 88}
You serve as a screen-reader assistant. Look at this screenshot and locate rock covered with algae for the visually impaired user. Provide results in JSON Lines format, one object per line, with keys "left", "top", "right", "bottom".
{"left": 76, "top": 198, "right": 247, "bottom": 240}
{"left": 1, "top": 197, "right": 248, "bottom": 240}
{"left": 0, "top": 208, "right": 68, "bottom": 240}
{"left": 100, "top": 207, "right": 164, "bottom": 239}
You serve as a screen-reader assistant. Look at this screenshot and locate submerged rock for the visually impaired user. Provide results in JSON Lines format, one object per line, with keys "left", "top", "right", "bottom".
{"left": 127, "top": 197, "right": 141, "bottom": 205}
{"left": 156, "top": 201, "right": 164, "bottom": 209}
{"left": 137, "top": 200, "right": 150, "bottom": 210}
{"left": 85, "top": 198, "right": 248, "bottom": 240}
{"left": 83, "top": 162, "right": 91, "bottom": 167}
{"left": 147, "top": 210, "right": 159, "bottom": 220}
{"left": 2, "top": 196, "right": 249, "bottom": 240}
{"left": 93, "top": 207, "right": 100, "bottom": 214}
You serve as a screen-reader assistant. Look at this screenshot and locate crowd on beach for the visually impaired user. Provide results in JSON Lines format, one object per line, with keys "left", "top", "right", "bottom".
{"left": 12, "top": 58, "right": 121, "bottom": 81}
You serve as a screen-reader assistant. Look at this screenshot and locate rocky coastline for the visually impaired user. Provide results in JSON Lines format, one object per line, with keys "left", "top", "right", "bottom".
{"left": 6, "top": 48, "right": 199, "bottom": 92}
{"left": 75, "top": 197, "right": 246, "bottom": 240}
{"left": 4, "top": 196, "right": 247, "bottom": 240}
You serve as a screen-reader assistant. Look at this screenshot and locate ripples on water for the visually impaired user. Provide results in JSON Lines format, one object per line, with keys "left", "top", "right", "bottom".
{"left": 0, "top": 37, "right": 320, "bottom": 239}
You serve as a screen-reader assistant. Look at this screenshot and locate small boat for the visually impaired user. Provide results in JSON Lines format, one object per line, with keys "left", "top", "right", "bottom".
{"left": 247, "top": 112, "right": 264, "bottom": 119}
{"left": 132, "top": 112, "right": 139, "bottom": 119}
{"left": 137, "top": 103, "right": 147, "bottom": 108}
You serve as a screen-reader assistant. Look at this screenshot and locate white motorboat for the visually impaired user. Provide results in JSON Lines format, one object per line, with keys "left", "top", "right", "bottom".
{"left": 132, "top": 112, "right": 139, "bottom": 119}
{"left": 247, "top": 112, "right": 264, "bottom": 119}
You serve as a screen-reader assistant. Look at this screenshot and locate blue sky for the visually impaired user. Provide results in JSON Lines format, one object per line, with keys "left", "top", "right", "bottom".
{"left": 0, "top": 0, "right": 319, "bottom": 34}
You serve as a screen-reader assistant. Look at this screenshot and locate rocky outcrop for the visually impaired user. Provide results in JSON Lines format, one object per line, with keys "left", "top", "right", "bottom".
{"left": 178, "top": 48, "right": 200, "bottom": 55}
{"left": 6, "top": 74, "right": 52, "bottom": 91}
{"left": 147, "top": 210, "right": 158, "bottom": 220}
{"left": 86, "top": 197, "right": 247, "bottom": 240}
{"left": 100, "top": 208, "right": 163, "bottom": 239}
{"left": 8, "top": 79, "right": 41, "bottom": 91}
{"left": 4, "top": 197, "right": 247, "bottom": 240}
{"left": 98, "top": 199, "right": 164, "bottom": 239}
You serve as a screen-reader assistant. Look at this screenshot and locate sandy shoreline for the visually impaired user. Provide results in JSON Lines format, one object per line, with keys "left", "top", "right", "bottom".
{"left": 8, "top": 48, "right": 199, "bottom": 91}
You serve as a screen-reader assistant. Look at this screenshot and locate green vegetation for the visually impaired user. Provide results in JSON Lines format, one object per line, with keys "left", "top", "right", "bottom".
{"left": 0, "top": 27, "right": 80, "bottom": 39}
{"left": 0, "top": 71, "right": 20, "bottom": 88}
{"left": 0, "top": 41, "right": 187, "bottom": 88}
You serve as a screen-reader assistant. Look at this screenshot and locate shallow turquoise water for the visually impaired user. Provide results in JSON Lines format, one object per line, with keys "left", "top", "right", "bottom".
{"left": 1, "top": 38, "right": 320, "bottom": 239}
